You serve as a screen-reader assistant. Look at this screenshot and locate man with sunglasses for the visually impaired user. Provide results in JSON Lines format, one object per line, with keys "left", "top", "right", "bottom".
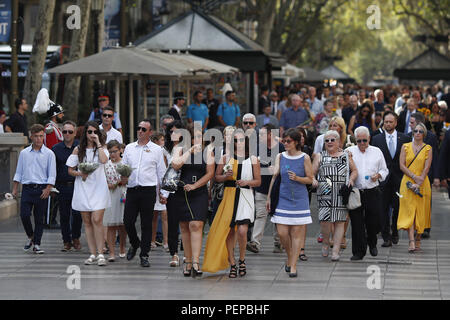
{"left": 99, "top": 106, "right": 123, "bottom": 144}
{"left": 120, "top": 120, "right": 169, "bottom": 267}
{"left": 347, "top": 126, "right": 388, "bottom": 260}
{"left": 52, "top": 121, "right": 82, "bottom": 252}
{"left": 89, "top": 95, "right": 123, "bottom": 134}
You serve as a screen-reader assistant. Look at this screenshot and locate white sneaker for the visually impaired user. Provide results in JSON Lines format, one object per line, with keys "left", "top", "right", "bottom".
{"left": 151, "top": 242, "right": 157, "bottom": 249}
{"left": 97, "top": 254, "right": 107, "bottom": 266}
{"left": 84, "top": 254, "right": 97, "bottom": 265}
{"left": 163, "top": 244, "right": 169, "bottom": 252}
{"left": 169, "top": 254, "right": 179, "bottom": 267}
{"left": 33, "top": 245, "right": 44, "bottom": 254}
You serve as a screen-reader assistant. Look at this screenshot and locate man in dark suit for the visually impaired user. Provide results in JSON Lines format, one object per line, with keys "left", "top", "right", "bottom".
{"left": 397, "top": 98, "right": 417, "bottom": 134}
{"left": 439, "top": 128, "right": 450, "bottom": 198}
{"left": 168, "top": 92, "right": 184, "bottom": 121}
{"left": 407, "top": 112, "right": 440, "bottom": 238}
{"left": 372, "top": 111, "right": 411, "bottom": 247}
{"left": 258, "top": 85, "right": 270, "bottom": 114}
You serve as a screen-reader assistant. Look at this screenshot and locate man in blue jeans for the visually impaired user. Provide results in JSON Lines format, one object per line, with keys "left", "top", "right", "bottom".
{"left": 52, "top": 120, "right": 82, "bottom": 252}
{"left": 12, "top": 124, "right": 57, "bottom": 254}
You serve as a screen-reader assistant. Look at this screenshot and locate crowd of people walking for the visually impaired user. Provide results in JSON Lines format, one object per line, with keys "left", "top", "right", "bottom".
{"left": 6, "top": 82, "right": 450, "bottom": 279}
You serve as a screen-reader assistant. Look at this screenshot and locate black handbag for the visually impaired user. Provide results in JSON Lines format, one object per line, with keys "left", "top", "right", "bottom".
{"left": 269, "top": 175, "right": 281, "bottom": 216}
{"left": 161, "top": 164, "right": 181, "bottom": 192}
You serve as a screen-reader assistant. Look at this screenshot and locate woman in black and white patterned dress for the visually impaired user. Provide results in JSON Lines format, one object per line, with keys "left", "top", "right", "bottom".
{"left": 312, "top": 130, "right": 357, "bottom": 261}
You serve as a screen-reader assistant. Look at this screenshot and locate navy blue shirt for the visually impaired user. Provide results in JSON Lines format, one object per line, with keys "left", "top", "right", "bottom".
{"left": 52, "top": 140, "right": 79, "bottom": 184}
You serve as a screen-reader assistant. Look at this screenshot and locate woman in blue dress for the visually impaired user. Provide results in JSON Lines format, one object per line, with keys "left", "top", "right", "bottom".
{"left": 267, "top": 128, "right": 313, "bottom": 277}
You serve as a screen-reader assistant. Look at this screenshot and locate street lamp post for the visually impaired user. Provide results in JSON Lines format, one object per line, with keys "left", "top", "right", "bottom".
{"left": 10, "top": 0, "right": 19, "bottom": 112}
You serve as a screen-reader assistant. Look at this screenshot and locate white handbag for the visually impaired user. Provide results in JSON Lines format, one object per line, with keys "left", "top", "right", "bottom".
{"left": 345, "top": 151, "right": 361, "bottom": 210}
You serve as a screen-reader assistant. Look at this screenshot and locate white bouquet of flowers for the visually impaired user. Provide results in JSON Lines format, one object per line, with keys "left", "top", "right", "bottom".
{"left": 223, "top": 162, "right": 232, "bottom": 174}
{"left": 78, "top": 162, "right": 100, "bottom": 181}
{"left": 116, "top": 163, "right": 134, "bottom": 177}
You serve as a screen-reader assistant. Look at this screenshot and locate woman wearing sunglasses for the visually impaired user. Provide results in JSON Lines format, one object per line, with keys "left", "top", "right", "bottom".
{"left": 267, "top": 128, "right": 313, "bottom": 277}
{"left": 67, "top": 121, "right": 110, "bottom": 266}
{"left": 348, "top": 101, "right": 376, "bottom": 136}
{"left": 203, "top": 130, "right": 261, "bottom": 278}
{"left": 312, "top": 130, "right": 358, "bottom": 261}
{"left": 398, "top": 123, "right": 432, "bottom": 253}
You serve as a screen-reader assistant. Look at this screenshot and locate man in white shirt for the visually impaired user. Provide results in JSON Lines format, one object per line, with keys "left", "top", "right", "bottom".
{"left": 347, "top": 126, "right": 388, "bottom": 261}
{"left": 99, "top": 106, "right": 123, "bottom": 144}
{"left": 306, "top": 86, "right": 324, "bottom": 115}
{"left": 120, "top": 119, "right": 168, "bottom": 267}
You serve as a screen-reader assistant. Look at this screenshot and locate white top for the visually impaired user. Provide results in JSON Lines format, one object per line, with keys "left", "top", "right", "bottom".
{"left": 385, "top": 130, "right": 397, "bottom": 155}
{"left": 122, "top": 140, "right": 169, "bottom": 197}
{"left": 347, "top": 145, "right": 389, "bottom": 190}
{"left": 0, "top": 123, "right": 3, "bottom": 133}
{"left": 100, "top": 124, "right": 123, "bottom": 144}
{"left": 66, "top": 148, "right": 111, "bottom": 211}
{"left": 313, "top": 134, "right": 325, "bottom": 154}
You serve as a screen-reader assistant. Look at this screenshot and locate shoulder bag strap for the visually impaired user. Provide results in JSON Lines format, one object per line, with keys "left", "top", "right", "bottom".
{"left": 407, "top": 144, "right": 426, "bottom": 168}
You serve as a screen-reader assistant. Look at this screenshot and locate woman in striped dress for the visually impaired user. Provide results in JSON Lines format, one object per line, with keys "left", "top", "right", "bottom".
{"left": 312, "top": 130, "right": 358, "bottom": 261}
{"left": 267, "top": 128, "right": 313, "bottom": 277}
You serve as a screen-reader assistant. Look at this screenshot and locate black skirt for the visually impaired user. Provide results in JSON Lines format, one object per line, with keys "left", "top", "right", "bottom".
{"left": 168, "top": 186, "right": 208, "bottom": 222}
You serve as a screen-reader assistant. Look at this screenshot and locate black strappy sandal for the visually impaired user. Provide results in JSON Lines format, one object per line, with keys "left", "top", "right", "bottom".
{"left": 299, "top": 248, "right": 308, "bottom": 261}
{"left": 238, "top": 259, "right": 247, "bottom": 277}
{"left": 183, "top": 261, "right": 192, "bottom": 277}
{"left": 229, "top": 264, "right": 237, "bottom": 278}
{"left": 192, "top": 262, "right": 203, "bottom": 277}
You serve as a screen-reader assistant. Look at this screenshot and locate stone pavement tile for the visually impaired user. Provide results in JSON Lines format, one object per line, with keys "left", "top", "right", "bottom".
{"left": 384, "top": 279, "right": 440, "bottom": 290}
{"left": 382, "top": 288, "right": 441, "bottom": 300}
{"left": 322, "top": 287, "right": 382, "bottom": 300}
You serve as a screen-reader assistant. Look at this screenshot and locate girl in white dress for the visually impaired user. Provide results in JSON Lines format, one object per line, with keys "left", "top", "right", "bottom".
{"left": 151, "top": 133, "right": 169, "bottom": 251}
{"left": 104, "top": 140, "right": 127, "bottom": 261}
{"left": 67, "top": 121, "right": 111, "bottom": 266}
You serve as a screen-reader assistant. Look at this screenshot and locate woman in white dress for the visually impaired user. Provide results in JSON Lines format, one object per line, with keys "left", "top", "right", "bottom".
{"left": 67, "top": 121, "right": 111, "bottom": 266}
{"left": 104, "top": 140, "right": 127, "bottom": 261}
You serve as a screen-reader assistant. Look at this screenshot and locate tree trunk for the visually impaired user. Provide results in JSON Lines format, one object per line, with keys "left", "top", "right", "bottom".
{"left": 62, "top": 0, "right": 92, "bottom": 123}
{"left": 255, "top": 1, "right": 277, "bottom": 50}
{"left": 23, "top": 0, "right": 56, "bottom": 119}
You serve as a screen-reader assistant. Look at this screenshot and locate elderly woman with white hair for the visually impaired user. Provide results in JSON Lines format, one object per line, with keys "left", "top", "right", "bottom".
{"left": 346, "top": 126, "right": 389, "bottom": 261}
{"left": 312, "top": 130, "right": 358, "bottom": 261}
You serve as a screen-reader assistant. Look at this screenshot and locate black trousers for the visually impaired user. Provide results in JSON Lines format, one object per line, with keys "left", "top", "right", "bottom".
{"left": 349, "top": 187, "right": 382, "bottom": 258}
{"left": 20, "top": 185, "right": 48, "bottom": 246}
{"left": 124, "top": 186, "right": 156, "bottom": 258}
{"left": 166, "top": 193, "right": 180, "bottom": 256}
{"left": 56, "top": 184, "right": 82, "bottom": 243}
{"left": 380, "top": 182, "right": 400, "bottom": 242}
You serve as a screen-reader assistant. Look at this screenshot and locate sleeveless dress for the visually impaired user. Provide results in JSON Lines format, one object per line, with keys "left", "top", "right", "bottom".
{"left": 317, "top": 150, "right": 348, "bottom": 222}
{"left": 103, "top": 160, "right": 125, "bottom": 226}
{"left": 397, "top": 143, "right": 432, "bottom": 233}
{"left": 202, "top": 155, "right": 255, "bottom": 273}
{"left": 169, "top": 152, "right": 208, "bottom": 222}
{"left": 271, "top": 152, "right": 312, "bottom": 225}
{"left": 66, "top": 148, "right": 111, "bottom": 212}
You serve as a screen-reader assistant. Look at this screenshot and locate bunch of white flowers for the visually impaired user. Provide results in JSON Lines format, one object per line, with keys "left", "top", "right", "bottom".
{"left": 78, "top": 162, "right": 100, "bottom": 181}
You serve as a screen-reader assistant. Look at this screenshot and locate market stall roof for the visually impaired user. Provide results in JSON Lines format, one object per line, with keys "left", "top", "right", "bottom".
{"left": 47, "top": 46, "right": 236, "bottom": 79}
{"left": 291, "top": 67, "right": 327, "bottom": 83}
{"left": 394, "top": 48, "right": 450, "bottom": 81}
{"left": 320, "top": 64, "right": 355, "bottom": 83}
{"left": 135, "top": 9, "right": 286, "bottom": 71}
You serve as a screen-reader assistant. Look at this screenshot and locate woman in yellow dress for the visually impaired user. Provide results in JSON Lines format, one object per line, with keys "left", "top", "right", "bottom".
{"left": 398, "top": 123, "right": 432, "bottom": 253}
{"left": 203, "top": 130, "right": 261, "bottom": 278}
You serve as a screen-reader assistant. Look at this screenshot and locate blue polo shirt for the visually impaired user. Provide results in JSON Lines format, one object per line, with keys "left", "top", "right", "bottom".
{"left": 187, "top": 103, "right": 209, "bottom": 127}
{"left": 217, "top": 102, "right": 240, "bottom": 126}
{"left": 279, "top": 107, "right": 309, "bottom": 130}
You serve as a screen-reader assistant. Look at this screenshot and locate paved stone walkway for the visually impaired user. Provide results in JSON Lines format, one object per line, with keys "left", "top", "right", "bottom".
{"left": 0, "top": 190, "right": 449, "bottom": 300}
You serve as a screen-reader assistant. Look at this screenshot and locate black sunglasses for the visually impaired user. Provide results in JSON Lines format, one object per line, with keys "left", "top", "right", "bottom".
{"left": 87, "top": 130, "right": 99, "bottom": 135}
{"left": 243, "top": 121, "right": 255, "bottom": 125}
{"left": 62, "top": 130, "right": 74, "bottom": 134}
{"left": 102, "top": 113, "right": 113, "bottom": 118}
{"left": 413, "top": 129, "right": 424, "bottom": 134}
{"left": 137, "top": 126, "right": 148, "bottom": 132}
{"left": 357, "top": 139, "right": 368, "bottom": 143}
{"left": 325, "top": 138, "right": 336, "bottom": 143}
{"left": 234, "top": 138, "right": 245, "bottom": 143}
